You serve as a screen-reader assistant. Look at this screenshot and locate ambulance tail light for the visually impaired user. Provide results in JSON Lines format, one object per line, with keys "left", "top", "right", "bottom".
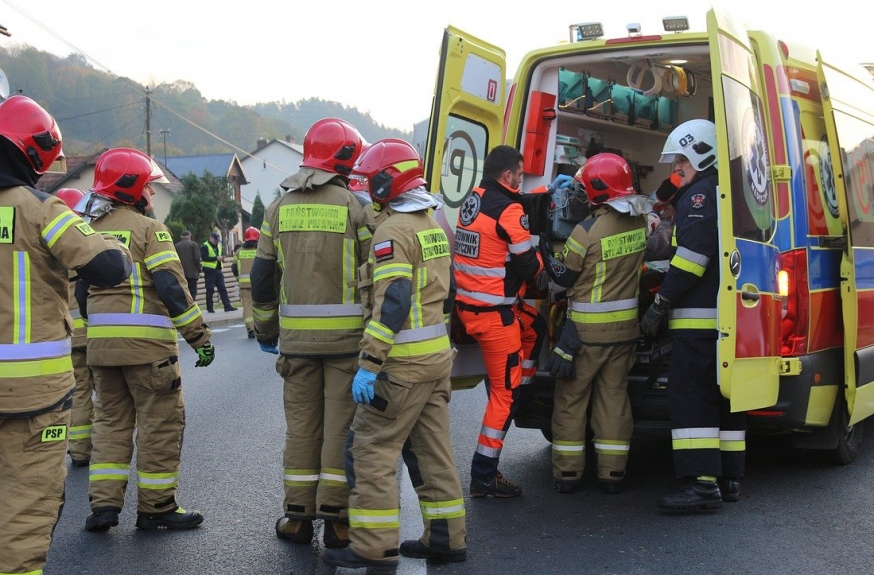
{"left": 780, "top": 249, "right": 809, "bottom": 356}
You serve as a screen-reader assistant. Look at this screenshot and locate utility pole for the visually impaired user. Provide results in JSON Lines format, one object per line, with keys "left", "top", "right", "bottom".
{"left": 145, "top": 86, "right": 151, "bottom": 156}
{"left": 159, "top": 129, "right": 170, "bottom": 166}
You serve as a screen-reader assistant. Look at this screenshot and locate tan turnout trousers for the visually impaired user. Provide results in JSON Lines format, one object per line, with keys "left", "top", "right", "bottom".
{"left": 68, "top": 347, "right": 94, "bottom": 462}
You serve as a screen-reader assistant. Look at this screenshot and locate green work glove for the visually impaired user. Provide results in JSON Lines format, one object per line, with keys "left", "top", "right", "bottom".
{"left": 195, "top": 342, "right": 215, "bottom": 367}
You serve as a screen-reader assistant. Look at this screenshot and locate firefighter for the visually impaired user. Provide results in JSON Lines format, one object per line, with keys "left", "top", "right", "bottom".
{"left": 323, "top": 139, "right": 465, "bottom": 571}
{"left": 56, "top": 187, "right": 96, "bottom": 467}
{"left": 77, "top": 147, "right": 216, "bottom": 532}
{"left": 540, "top": 153, "right": 648, "bottom": 495}
{"left": 250, "top": 118, "right": 372, "bottom": 549}
{"left": 640, "top": 119, "right": 746, "bottom": 510}
{"left": 232, "top": 226, "right": 259, "bottom": 338}
{"left": 454, "top": 145, "right": 544, "bottom": 497}
{"left": 201, "top": 231, "right": 235, "bottom": 313}
{"left": 0, "top": 96, "right": 131, "bottom": 575}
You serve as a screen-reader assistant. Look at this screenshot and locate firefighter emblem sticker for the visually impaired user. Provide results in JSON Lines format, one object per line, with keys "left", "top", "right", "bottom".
{"left": 690, "top": 193, "right": 705, "bottom": 209}
{"left": 459, "top": 192, "right": 481, "bottom": 226}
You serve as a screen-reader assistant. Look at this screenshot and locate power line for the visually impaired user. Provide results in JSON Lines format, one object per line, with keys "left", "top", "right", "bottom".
{"left": 56, "top": 101, "right": 140, "bottom": 122}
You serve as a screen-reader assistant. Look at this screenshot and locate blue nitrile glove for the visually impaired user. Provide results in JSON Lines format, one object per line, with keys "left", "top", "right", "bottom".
{"left": 550, "top": 174, "right": 575, "bottom": 191}
{"left": 546, "top": 319, "right": 582, "bottom": 380}
{"left": 352, "top": 367, "right": 377, "bottom": 404}
{"left": 641, "top": 293, "right": 670, "bottom": 337}
{"left": 258, "top": 339, "right": 279, "bottom": 355}
{"left": 194, "top": 342, "right": 215, "bottom": 367}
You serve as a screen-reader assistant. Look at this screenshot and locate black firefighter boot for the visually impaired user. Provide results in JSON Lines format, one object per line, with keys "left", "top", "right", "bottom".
{"left": 136, "top": 507, "right": 204, "bottom": 530}
{"left": 658, "top": 480, "right": 723, "bottom": 510}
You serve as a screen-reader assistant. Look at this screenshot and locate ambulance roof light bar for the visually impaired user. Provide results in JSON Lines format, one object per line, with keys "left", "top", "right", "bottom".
{"left": 569, "top": 22, "right": 604, "bottom": 42}
{"left": 662, "top": 16, "right": 689, "bottom": 33}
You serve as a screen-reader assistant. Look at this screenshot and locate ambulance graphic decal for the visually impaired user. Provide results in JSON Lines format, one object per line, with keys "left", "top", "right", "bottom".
{"left": 818, "top": 136, "right": 839, "bottom": 218}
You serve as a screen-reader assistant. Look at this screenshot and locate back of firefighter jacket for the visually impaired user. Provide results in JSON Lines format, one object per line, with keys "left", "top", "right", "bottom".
{"left": 562, "top": 205, "right": 647, "bottom": 344}
{"left": 234, "top": 241, "right": 257, "bottom": 288}
{"left": 86, "top": 205, "right": 211, "bottom": 366}
{"left": 358, "top": 209, "right": 453, "bottom": 383}
{"left": 454, "top": 180, "right": 542, "bottom": 307}
{"left": 0, "top": 186, "right": 130, "bottom": 415}
{"left": 255, "top": 179, "right": 372, "bottom": 356}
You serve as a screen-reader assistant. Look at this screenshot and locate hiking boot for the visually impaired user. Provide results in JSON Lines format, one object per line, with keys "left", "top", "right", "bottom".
{"left": 470, "top": 471, "right": 523, "bottom": 498}
{"left": 399, "top": 539, "right": 466, "bottom": 562}
{"left": 323, "top": 520, "right": 350, "bottom": 549}
{"left": 135, "top": 507, "right": 204, "bottom": 530}
{"left": 658, "top": 481, "right": 723, "bottom": 510}
{"left": 85, "top": 507, "right": 120, "bottom": 532}
{"left": 275, "top": 517, "right": 314, "bottom": 544}
{"left": 322, "top": 547, "right": 398, "bottom": 573}
{"left": 552, "top": 479, "right": 579, "bottom": 494}
{"left": 717, "top": 478, "right": 741, "bottom": 502}
{"left": 598, "top": 479, "right": 623, "bottom": 495}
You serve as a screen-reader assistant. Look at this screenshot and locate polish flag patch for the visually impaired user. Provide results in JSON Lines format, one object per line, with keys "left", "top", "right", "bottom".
{"left": 374, "top": 240, "right": 394, "bottom": 262}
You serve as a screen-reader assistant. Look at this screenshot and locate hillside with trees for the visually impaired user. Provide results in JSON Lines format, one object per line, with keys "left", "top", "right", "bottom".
{"left": 0, "top": 44, "right": 412, "bottom": 158}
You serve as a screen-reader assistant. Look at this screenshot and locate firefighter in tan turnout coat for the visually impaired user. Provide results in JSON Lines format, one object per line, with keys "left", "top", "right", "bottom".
{"left": 323, "top": 139, "right": 466, "bottom": 572}
{"left": 77, "top": 147, "right": 215, "bottom": 533}
{"left": 0, "top": 96, "right": 132, "bottom": 575}
{"left": 251, "top": 118, "right": 372, "bottom": 549}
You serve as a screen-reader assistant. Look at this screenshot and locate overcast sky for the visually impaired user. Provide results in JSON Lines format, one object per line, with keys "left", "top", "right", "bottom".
{"left": 3, "top": 0, "right": 874, "bottom": 131}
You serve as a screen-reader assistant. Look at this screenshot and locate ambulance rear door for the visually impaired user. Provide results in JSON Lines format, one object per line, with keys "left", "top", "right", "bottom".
{"left": 707, "top": 9, "right": 782, "bottom": 411}
{"left": 424, "top": 26, "right": 506, "bottom": 388}
{"left": 815, "top": 53, "right": 874, "bottom": 425}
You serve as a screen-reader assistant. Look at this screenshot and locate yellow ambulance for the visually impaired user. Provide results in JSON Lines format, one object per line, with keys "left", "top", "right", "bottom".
{"left": 426, "top": 9, "right": 874, "bottom": 462}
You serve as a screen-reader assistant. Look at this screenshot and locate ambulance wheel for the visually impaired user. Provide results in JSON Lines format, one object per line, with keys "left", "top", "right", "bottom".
{"left": 808, "top": 395, "right": 863, "bottom": 465}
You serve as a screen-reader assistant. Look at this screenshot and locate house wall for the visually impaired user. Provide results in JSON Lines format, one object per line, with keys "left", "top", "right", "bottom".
{"left": 56, "top": 165, "right": 174, "bottom": 223}
{"left": 240, "top": 142, "right": 302, "bottom": 210}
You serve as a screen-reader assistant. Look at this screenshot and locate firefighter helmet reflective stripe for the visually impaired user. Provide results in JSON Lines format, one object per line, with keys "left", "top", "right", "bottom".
{"left": 300, "top": 118, "right": 364, "bottom": 176}
{"left": 0, "top": 95, "right": 63, "bottom": 175}
{"left": 580, "top": 153, "right": 635, "bottom": 205}
{"left": 148, "top": 158, "right": 170, "bottom": 184}
{"left": 660, "top": 119, "right": 717, "bottom": 171}
{"left": 56, "top": 188, "right": 85, "bottom": 210}
{"left": 351, "top": 138, "right": 427, "bottom": 205}
{"left": 91, "top": 148, "right": 153, "bottom": 205}
{"left": 244, "top": 226, "right": 260, "bottom": 242}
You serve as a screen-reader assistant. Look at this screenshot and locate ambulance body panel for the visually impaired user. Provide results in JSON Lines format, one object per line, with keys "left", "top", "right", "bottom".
{"left": 425, "top": 10, "right": 874, "bottom": 461}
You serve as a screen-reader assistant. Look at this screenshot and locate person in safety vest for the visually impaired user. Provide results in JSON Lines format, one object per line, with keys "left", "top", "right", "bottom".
{"left": 76, "top": 147, "right": 215, "bottom": 532}
{"left": 0, "top": 96, "right": 131, "bottom": 575}
{"left": 454, "top": 144, "right": 544, "bottom": 498}
{"left": 201, "top": 231, "right": 235, "bottom": 313}
{"left": 322, "top": 139, "right": 465, "bottom": 571}
{"left": 250, "top": 118, "right": 372, "bottom": 549}
{"left": 232, "top": 226, "right": 259, "bottom": 338}
{"left": 540, "top": 153, "right": 648, "bottom": 495}
{"left": 56, "top": 187, "right": 97, "bottom": 468}
{"left": 640, "top": 119, "right": 746, "bottom": 510}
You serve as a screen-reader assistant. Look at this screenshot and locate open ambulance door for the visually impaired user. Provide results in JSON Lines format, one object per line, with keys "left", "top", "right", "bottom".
{"left": 707, "top": 10, "right": 782, "bottom": 412}
{"left": 816, "top": 53, "right": 874, "bottom": 425}
{"left": 424, "top": 26, "right": 506, "bottom": 389}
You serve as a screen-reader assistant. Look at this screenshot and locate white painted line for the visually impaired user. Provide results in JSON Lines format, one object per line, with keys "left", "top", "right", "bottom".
{"left": 399, "top": 462, "right": 428, "bottom": 575}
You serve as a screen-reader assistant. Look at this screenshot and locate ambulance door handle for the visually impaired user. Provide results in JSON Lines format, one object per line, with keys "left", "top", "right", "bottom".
{"left": 740, "top": 283, "right": 760, "bottom": 307}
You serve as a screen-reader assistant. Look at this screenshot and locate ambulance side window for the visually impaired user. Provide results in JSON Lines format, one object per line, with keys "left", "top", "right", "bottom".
{"left": 723, "top": 76, "right": 775, "bottom": 244}
{"left": 832, "top": 111, "right": 874, "bottom": 247}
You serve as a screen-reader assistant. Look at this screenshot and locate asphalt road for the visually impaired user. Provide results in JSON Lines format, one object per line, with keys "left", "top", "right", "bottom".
{"left": 46, "top": 323, "right": 874, "bottom": 574}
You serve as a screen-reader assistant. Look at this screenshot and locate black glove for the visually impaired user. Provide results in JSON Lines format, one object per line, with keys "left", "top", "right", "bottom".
{"left": 547, "top": 318, "right": 582, "bottom": 380}
{"left": 641, "top": 293, "right": 670, "bottom": 337}
{"left": 538, "top": 233, "right": 554, "bottom": 263}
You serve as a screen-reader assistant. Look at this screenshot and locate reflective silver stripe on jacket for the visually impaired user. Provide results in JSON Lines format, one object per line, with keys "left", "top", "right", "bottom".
{"left": 456, "top": 289, "right": 518, "bottom": 306}
{"left": 279, "top": 303, "right": 363, "bottom": 317}
{"left": 453, "top": 262, "right": 506, "bottom": 278}
{"left": 668, "top": 308, "right": 717, "bottom": 320}
{"left": 569, "top": 297, "right": 638, "bottom": 313}
{"left": 508, "top": 239, "right": 533, "bottom": 254}
{"left": 394, "top": 323, "right": 446, "bottom": 344}
{"left": 0, "top": 339, "right": 72, "bottom": 360}
{"left": 87, "top": 313, "right": 174, "bottom": 328}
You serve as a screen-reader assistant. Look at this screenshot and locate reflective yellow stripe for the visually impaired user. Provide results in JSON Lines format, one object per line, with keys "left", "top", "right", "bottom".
{"left": 279, "top": 316, "right": 364, "bottom": 330}
{"left": 278, "top": 204, "right": 348, "bottom": 233}
{"left": 410, "top": 267, "right": 427, "bottom": 328}
{"left": 670, "top": 253, "right": 707, "bottom": 277}
{"left": 284, "top": 468, "right": 319, "bottom": 486}
{"left": 343, "top": 238, "right": 355, "bottom": 304}
{"left": 137, "top": 470, "right": 179, "bottom": 489}
{"left": 348, "top": 508, "right": 400, "bottom": 529}
{"left": 720, "top": 439, "right": 746, "bottom": 452}
{"left": 672, "top": 437, "right": 720, "bottom": 450}
{"left": 594, "top": 439, "right": 631, "bottom": 455}
{"left": 261, "top": 221, "right": 272, "bottom": 238}
{"left": 373, "top": 262, "right": 413, "bottom": 282}
{"left": 419, "top": 498, "right": 465, "bottom": 520}
{"left": 172, "top": 304, "right": 202, "bottom": 328}
{"left": 365, "top": 321, "right": 395, "bottom": 344}
{"left": 87, "top": 326, "right": 177, "bottom": 341}
{"left": 13, "top": 251, "right": 31, "bottom": 344}
{"left": 144, "top": 250, "right": 180, "bottom": 270}
{"left": 569, "top": 309, "right": 637, "bottom": 324}
{"left": 562, "top": 235, "right": 586, "bottom": 259}
{"left": 667, "top": 318, "right": 717, "bottom": 330}
{"left": 69, "top": 425, "right": 93, "bottom": 439}
{"left": 358, "top": 226, "right": 372, "bottom": 242}
{"left": 319, "top": 467, "right": 348, "bottom": 486}
{"left": 591, "top": 261, "right": 606, "bottom": 303}
{"left": 0, "top": 569, "right": 42, "bottom": 575}
{"left": 129, "top": 263, "right": 144, "bottom": 314}
{"left": 73, "top": 317, "right": 86, "bottom": 329}
{"left": 2, "top": 356, "right": 72, "bottom": 378}
{"left": 551, "top": 440, "right": 585, "bottom": 454}
{"left": 387, "top": 334, "right": 450, "bottom": 358}
{"left": 253, "top": 307, "right": 276, "bottom": 321}
{"left": 42, "top": 210, "right": 79, "bottom": 248}
{"left": 89, "top": 463, "right": 130, "bottom": 482}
